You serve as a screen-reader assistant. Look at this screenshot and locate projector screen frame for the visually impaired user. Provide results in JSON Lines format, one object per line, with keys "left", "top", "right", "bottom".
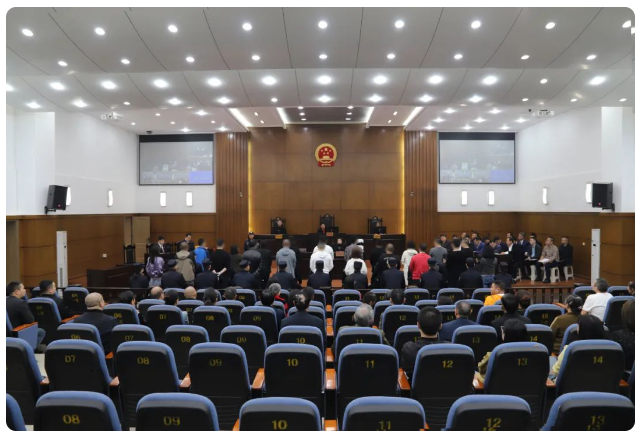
{"left": 438, "top": 132, "right": 516, "bottom": 185}
{"left": 138, "top": 133, "right": 215, "bottom": 186}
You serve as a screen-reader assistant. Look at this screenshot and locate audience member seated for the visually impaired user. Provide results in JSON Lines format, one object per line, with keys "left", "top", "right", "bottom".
{"left": 72, "top": 292, "right": 118, "bottom": 352}
{"left": 379, "top": 259, "right": 406, "bottom": 289}
{"left": 232, "top": 260, "right": 260, "bottom": 289}
{"left": 161, "top": 259, "right": 188, "bottom": 289}
{"left": 439, "top": 301, "right": 476, "bottom": 341}
{"left": 611, "top": 299, "right": 635, "bottom": 370}
{"left": 437, "top": 296, "right": 454, "bottom": 306}
{"left": 550, "top": 295, "right": 583, "bottom": 354}
{"left": 149, "top": 286, "right": 164, "bottom": 300}
{"left": 400, "top": 307, "right": 445, "bottom": 379}
{"left": 491, "top": 294, "right": 531, "bottom": 340}
{"left": 628, "top": 281, "right": 634, "bottom": 296}
{"left": 163, "top": 290, "right": 188, "bottom": 324}
{"left": 476, "top": 319, "right": 527, "bottom": 384}
{"left": 129, "top": 264, "right": 149, "bottom": 292}
{"left": 268, "top": 261, "right": 298, "bottom": 290}
{"left": 119, "top": 290, "right": 137, "bottom": 307}
{"left": 538, "top": 237, "right": 559, "bottom": 283}
{"left": 175, "top": 242, "right": 196, "bottom": 286}
{"left": 280, "top": 287, "right": 326, "bottom": 336}
{"left": 202, "top": 287, "right": 219, "bottom": 306}
{"left": 195, "top": 259, "right": 218, "bottom": 290}
{"left": 362, "top": 292, "right": 377, "bottom": 308}
{"left": 581, "top": 278, "right": 613, "bottom": 321}
{"left": 266, "top": 283, "right": 288, "bottom": 310}
{"left": 523, "top": 236, "right": 542, "bottom": 279}
{"left": 39, "top": 280, "right": 72, "bottom": 319}
{"left": 558, "top": 236, "right": 573, "bottom": 275}
{"left": 307, "top": 260, "right": 332, "bottom": 290}
{"left": 478, "top": 247, "right": 497, "bottom": 288}
{"left": 260, "top": 289, "right": 285, "bottom": 327}
{"left": 343, "top": 261, "right": 368, "bottom": 289}
{"left": 408, "top": 243, "right": 431, "bottom": 286}
{"left": 516, "top": 290, "right": 531, "bottom": 315}
{"left": 550, "top": 315, "right": 605, "bottom": 382}
{"left": 335, "top": 304, "right": 389, "bottom": 346}
{"left": 184, "top": 286, "right": 197, "bottom": 300}
{"left": 6, "top": 281, "right": 46, "bottom": 347}
{"left": 223, "top": 286, "right": 239, "bottom": 301}
{"left": 458, "top": 258, "right": 483, "bottom": 290}
{"left": 495, "top": 262, "right": 513, "bottom": 289}
{"left": 484, "top": 280, "right": 506, "bottom": 306}
{"left": 418, "top": 258, "right": 444, "bottom": 291}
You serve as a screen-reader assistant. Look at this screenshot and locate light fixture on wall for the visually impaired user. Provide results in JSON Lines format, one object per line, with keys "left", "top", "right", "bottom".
{"left": 488, "top": 190, "right": 495, "bottom": 206}
{"left": 186, "top": 191, "right": 193, "bottom": 207}
{"left": 461, "top": 190, "right": 468, "bottom": 206}
{"left": 66, "top": 188, "right": 71, "bottom": 206}
{"left": 585, "top": 183, "right": 593, "bottom": 203}
{"left": 542, "top": 187, "right": 549, "bottom": 205}
{"left": 160, "top": 192, "right": 167, "bottom": 207}
{"left": 107, "top": 190, "right": 113, "bottom": 207}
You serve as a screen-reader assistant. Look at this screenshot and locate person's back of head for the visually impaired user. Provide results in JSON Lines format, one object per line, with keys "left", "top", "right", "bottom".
{"left": 465, "top": 257, "right": 475, "bottom": 268}
{"left": 493, "top": 280, "right": 506, "bottom": 294}
{"left": 594, "top": 277, "right": 609, "bottom": 293}
{"left": 180, "top": 242, "right": 189, "bottom": 251}
{"left": 502, "top": 319, "right": 527, "bottom": 343}
{"left": 119, "top": 290, "right": 135, "bottom": 305}
{"left": 268, "top": 283, "right": 281, "bottom": 297}
{"left": 230, "top": 244, "right": 239, "bottom": 255}
{"left": 351, "top": 246, "right": 362, "bottom": 259}
{"left": 354, "top": 304, "right": 374, "bottom": 327}
{"left": 39, "top": 280, "right": 54, "bottom": 294}
{"left": 578, "top": 314, "right": 606, "bottom": 340}
{"left": 499, "top": 262, "right": 509, "bottom": 273}
{"left": 621, "top": 299, "right": 634, "bottom": 332}
{"left": 203, "top": 287, "right": 218, "bottom": 305}
{"left": 564, "top": 294, "right": 583, "bottom": 314}
{"left": 261, "top": 290, "right": 275, "bottom": 307}
{"left": 149, "top": 286, "right": 163, "bottom": 300}
{"left": 407, "top": 241, "right": 416, "bottom": 250}
{"left": 418, "top": 307, "right": 442, "bottom": 337}
{"left": 387, "top": 258, "right": 398, "bottom": 269}
{"left": 433, "top": 239, "right": 441, "bottom": 248}
{"left": 247, "top": 239, "right": 257, "bottom": 250}
{"left": 293, "top": 287, "right": 314, "bottom": 311}
{"left": 501, "top": 293, "right": 519, "bottom": 314}
{"left": 202, "top": 258, "right": 212, "bottom": 272}
{"left": 438, "top": 295, "right": 454, "bottom": 306}
{"left": 315, "top": 260, "right": 325, "bottom": 272}
{"left": 224, "top": 286, "right": 238, "bottom": 301}
{"left": 198, "top": 238, "right": 205, "bottom": 247}
{"left": 456, "top": 301, "right": 471, "bottom": 318}
{"left": 482, "top": 246, "right": 495, "bottom": 259}
{"left": 164, "top": 290, "right": 179, "bottom": 306}
{"left": 184, "top": 286, "right": 197, "bottom": 300}
{"left": 421, "top": 242, "right": 429, "bottom": 252}
{"left": 217, "top": 239, "right": 225, "bottom": 248}
{"left": 353, "top": 261, "right": 363, "bottom": 273}
{"left": 515, "top": 289, "right": 532, "bottom": 310}
{"left": 385, "top": 243, "right": 394, "bottom": 254}
{"left": 363, "top": 292, "right": 376, "bottom": 306}
{"left": 390, "top": 288, "right": 405, "bottom": 305}
{"left": 85, "top": 293, "right": 105, "bottom": 311}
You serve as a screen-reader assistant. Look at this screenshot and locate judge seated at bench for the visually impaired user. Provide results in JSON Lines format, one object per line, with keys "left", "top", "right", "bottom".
{"left": 271, "top": 219, "right": 287, "bottom": 235}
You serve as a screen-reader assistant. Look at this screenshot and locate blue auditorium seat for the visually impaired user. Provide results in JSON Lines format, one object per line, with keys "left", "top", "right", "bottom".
{"left": 603, "top": 296, "right": 634, "bottom": 331}
{"left": 165, "top": 325, "right": 209, "bottom": 377}
{"left": 6, "top": 394, "right": 27, "bottom": 431}
{"left": 332, "top": 289, "right": 361, "bottom": 306}
{"left": 333, "top": 327, "right": 383, "bottom": 366}
{"left": 6, "top": 312, "right": 40, "bottom": 349}
{"left": 146, "top": 305, "right": 184, "bottom": 341}
{"left": 238, "top": 397, "right": 322, "bottom": 431}
{"left": 342, "top": 396, "right": 425, "bottom": 431}
{"left": 404, "top": 288, "right": 430, "bottom": 305}
{"left": 278, "top": 325, "right": 325, "bottom": 354}
{"left": 6, "top": 338, "right": 44, "bottom": 425}
{"left": 437, "top": 288, "right": 465, "bottom": 303}
{"left": 136, "top": 393, "right": 220, "bottom": 431}
{"left": 525, "top": 324, "right": 555, "bottom": 355}
{"left": 381, "top": 305, "right": 419, "bottom": 344}
{"left": 220, "top": 325, "right": 267, "bottom": 381}
{"left": 393, "top": 325, "right": 421, "bottom": 356}
{"left": 193, "top": 306, "right": 231, "bottom": 341}
{"left": 235, "top": 289, "right": 257, "bottom": 307}
{"left": 444, "top": 395, "right": 531, "bottom": 431}
{"left": 542, "top": 391, "right": 635, "bottom": 431}
{"left": 34, "top": 391, "right": 121, "bottom": 431}
{"left": 104, "top": 303, "right": 140, "bottom": 324}
{"left": 572, "top": 286, "right": 594, "bottom": 302}
{"left": 62, "top": 287, "right": 89, "bottom": 315}
{"left": 451, "top": 325, "right": 498, "bottom": 363}
{"left": 44, "top": 340, "right": 112, "bottom": 394}
{"left": 56, "top": 322, "right": 103, "bottom": 351}
{"left": 216, "top": 300, "right": 245, "bottom": 325}
{"left": 110, "top": 324, "right": 154, "bottom": 355}
{"left": 471, "top": 288, "right": 491, "bottom": 303}
{"left": 524, "top": 304, "right": 564, "bottom": 326}
{"left": 436, "top": 305, "right": 457, "bottom": 323}
{"left": 240, "top": 306, "right": 278, "bottom": 345}
{"left": 475, "top": 305, "right": 503, "bottom": 326}
{"left": 28, "top": 297, "right": 62, "bottom": 344}
{"left": 137, "top": 299, "right": 164, "bottom": 323}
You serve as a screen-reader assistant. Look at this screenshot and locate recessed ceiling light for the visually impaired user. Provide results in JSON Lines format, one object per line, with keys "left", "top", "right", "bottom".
{"left": 260, "top": 120, "right": 265, "bottom": 124}
{"left": 463, "top": 125, "right": 473, "bottom": 130}
{"left": 271, "top": 97, "right": 278, "bottom": 103}
{"left": 387, "top": 53, "right": 396, "bottom": 60}
{"left": 168, "top": 24, "right": 178, "bottom": 33}
{"left": 218, "top": 127, "right": 228, "bottom": 132}
{"left": 72, "top": 99, "right": 87, "bottom": 108}
{"left": 395, "top": 20, "right": 405, "bottom": 29}
{"left": 218, "top": 97, "right": 231, "bottom": 104}
{"left": 419, "top": 94, "right": 432, "bottom": 103}
{"left": 368, "top": 94, "right": 382, "bottom": 103}
{"left": 347, "top": 112, "right": 352, "bottom": 115}
{"left": 196, "top": 110, "right": 207, "bottom": 116}
{"left": 489, "top": 108, "right": 501, "bottom": 114}
{"left": 319, "top": 53, "right": 328, "bottom": 60}
{"left": 22, "top": 28, "right": 34, "bottom": 37}
{"left": 58, "top": 60, "right": 68, "bottom": 67}
{"left": 153, "top": 79, "right": 169, "bottom": 88}
{"left": 301, "top": 118, "right": 307, "bottom": 121}
{"left": 482, "top": 76, "right": 498, "bottom": 85}
{"left": 469, "top": 95, "right": 483, "bottom": 103}
{"left": 207, "top": 77, "right": 222, "bottom": 87}
{"left": 428, "top": 75, "right": 443, "bottom": 84}
{"left": 516, "top": 118, "right": 526, "bottom": 123}
{"left": 120, "top": 58, "right": 130, "bottom": 65}
{"left": 181, "top": 127, "right": 190, "bottom": 133}
{"left": 123, "top": 101, "right": 130, "bottom": 106}
{"left": 262, "top": 76, "right": 277, "bottom": 86}
{"left": 521, "top": 54, "right": 530, "bottom": 60}
{"left": 475, "top": 117, "right": 485, "bottom": 123}
{"left": 49, "top": 82, "right": 65, "bottom": 91}
{"left": 242, "top": 22, "right": 252, "bottom": 31}
{"left": 460, "top": 103, "right": 467, "bottom": 107}
{"left": 501, "top": 125, "right": 510, "bottom": 130}
{"left": 586, "top": 54, "right": 597, "bottom": 61}
{"left": 318, "top": 95, "right": 332, "bottom": 103}
{"left": 623, "top": 20, "right": 632, "bottom": 28}
{"left": 433, "top": 117, "right": 444, "bottom": 123}
{"left": 569, "top": 98, "right": 579, "bottom": 103}
{"left": 254, "top": 112, "right": 259, "bottom": 116}
{"left": 348, "top": 106, "right": 354, "bottom": 110}
{"left": 7, "top": 84, "right": 14, "bottom": 92}
{"left": 540, "top": 78, "right": 548, "bottom": 84}
{"left": 298, "top": 106, "right": 304, "bottom": 110}
{"left": 26, "top": 102, "right": 41, "bottom": 109}
{"left": 347, "top": 118, "right": 352, "bottom": 121}
{"left": 470, "top": 20, "right": 481, "bottom": 29}
{"left": 425, "top": 125, "right": 434, "bottom": 130}
{"left": 168, "top": 98, "right": 182, "bottom": 106}
{"left": 101, "top": 80, "right": 116, "bottom": 90}
{"left": 299, "top": 112, "right": 305, "bottom": 116}
{"left": 155, "top": 113, "right": 161, "bottom": 116}
{"left": 619, "top": 98, "right": 627, "bottom": 102}
{"left": 387, "top": 120, "right": 392, "bottom": 123}
{"left": 454, "top": 53, "right": 463, "bottom": 60}
{"left": 444, "top": 108, "right": 456, "bottom": 114}
{"left": 589, "top": 76, "right": 606, "bottom": 85}
{"left": 373, "top": 75, "right": 388, "bottom": 85}
{"left": 393, "top": 111, "right": 398, "bottom": 116}
{"left": 94, "top": 27, "right": 106, "bottom": 36}
{"left": 522, "top": 97, "right": 529, "bottom": 102}
{"left": 317, "top": 75, "right": 332, "bottom": 85}
{"left": 131, "top": 122, "right": 136, "bottom": 126}
{"left": 251, "top": 54, "right": 260, "bottom": 61}
{"left": 631, "top": 27, "right": 635, "bottom": 34}
{"left": 186, "top": 56, "right": 195, "bottom": 63}
{"left": 211, "top": 120, "right": 216, "bottom": 124}
{"left": 318, "top": 20, "right": 328, "bottom": 29}
{"left": 170, "top": 121, "right": 175, "bottom": 125}
{"left": 545, "top": 22, "right": 556, "bottom": 30}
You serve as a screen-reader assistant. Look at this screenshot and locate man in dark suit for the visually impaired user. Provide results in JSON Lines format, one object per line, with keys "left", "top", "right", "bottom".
{"left": 39, "top": 280, "right": 71, "bottom": 319}
{"left": 439, "top": 301, "right": 477, "bottom": 341}
{"left": 343, "top": 261, "right": 368, "bottom": 289}
{"left": 379, "top": 259, "right": 406, "bottom": 289}
{"left": 150, "top": 236, "right": 167, "bottom": 255}
{"left": 7, "top": 281, "right": 46, "bottom": 346}
{"left": 418, "top": 258, "right": 444, "bottom": 292}
{"left": 194, "top": 259, "right": 218, "bottom": 290}
{"left": 243, "top": 232, "right": 255, "bottom": 252}
{"left": 257, "top": 241, "right": 273, "bottom": 288}
{"left": 506, "top": 236, "right": 524, "bottom": 278}
{"left": 558, "top": 236, "right": 574, "bottom": 276}
{"left": 160, "top": 259, "right": 188, "bottom": 289}
{"left": 458, "top": 258, "right": 483, "bottom": 290}
{"left": 73, "top": 293, "right": 118, "bottom": 352}
{"left": 307, "top": 260, "right": 331, "bottom": 289}
{"left": 523, "top": 236, "right": 542, "bottom": 279}
{"left": 232, "top": 260, "right": 261, "bottom": 289}
{"left": 369, "top": 243, "right": 385, "bottom": 272}
{"left": 445, "top": 238, "right": 467, "bottom": 288}
{"left": 373, "top": 244, "right": 399, "bottom": 285}
{"left": 490, "top": 293, "right": 532, "bottom": 340}
{"left": 179, "top": 232, "right": 196, "bottom": 252}
{"left": 268, "top": 261, "right": 298, "bottom": 290}
{"left": 439, "top": 234, "right": 451, "bottom": 250}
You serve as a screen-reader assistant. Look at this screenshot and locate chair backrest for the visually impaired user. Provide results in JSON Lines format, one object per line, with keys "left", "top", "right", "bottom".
{"left": 278, "top": 325, "right": 325, "bottom": 354}
{"left": 62, "top": 287, "right": 89, "bottom": 314}
{"left": 543, "top": 391, "right": 635, "bottom": 431}
{"left": 437, "top": 288, "right": 465, "bottom": 303}
{"left": 6, "top": 338, "right": 44, "bottom": 425}
{"left": 7, "top": 394, "right": 26, "bottom": 431}
{"left": 381, "top": 305, "right": 419, "bottom": 343}
{"left": 334, "top": 327, "right": 383, "bottom": 366}
{"left": 177, "top": 299, "right": 204, "bottom": 324}
{"left": 56, "top": 323, "right": 103, "bottom": 350}
{"left": 165, "top": 325, "right": 209, "bottom": 377}
{"left": 573, "top": 286, "right": 594, "bottom": 302}
{"left": 457, "top": 299, "right": 484, "bottom": 321}
{"left": 216, "top": 300, "right": 245, "bottom": 324}
{"left": 342, "top": 396, "right": 426, "bottom": 431}
{"left": 136, "top": 393, "right": 220, "bottom": 431}
{"left": 603, "top": 296, "right": 634, "bottom": 331}
{"left": 332, "top": 300, "right": 363, "bottom": 319}
{"left": 146, "top": 305, "right": 184, "bottom": 341}
{"left": 560, "top": 323, "right": 578, "bottom": 351}
{"left": 333, "top": 289, "right": 361, "bottom": 306}
{"left": 137, "top": 299, "right": 164, "bottom": 322}
{"left": 115, "top": 341, "right": 180, "bottom": 428}
{"left": 104, "top": 304, "right": 140, "bottom": 325}
{"left": 452, "top": 325, "right": 498, "bottom": 363}
{"left": 334, "top": 306, "right": 358, "bottom": 334}
{"left": 235, "top": 289, "right": 257, "bottom": 307}
{"left": 309, "top": 300, "right": 324, "bottom": 310}
{"left": 238, "top": 397, "right": 322, "bottom": 431}
{"left": 34, "top": 391, "right": 121, "bottom": 431}
{"left": 28, "top": 297, "right": 62, "bottom": 343}
{"left": 110, "top": 324, "right": 154, "bottom": 354}
{"left": 525, "top": 324, "right": 554, "bottom": 354}
{"left": 240, "top": 306, "right": 278, "bottom": 345}
{"left": 193, "top": 306, "right": 231, "bottom": 342}
{"left": 436, "top": 305, "right": 457, "bottom": 323}
{"left": 607, "top": 286, "right": 630, "bottom": 296}
{"left": 254, "top": 300, "right": 286, "bottom": 315}
{"left": 471, "top": 288, "right": 491, "bottom": 302}
{"left": 288, "top": 306, "right": 326, "bottom": 322}
{"left": 556, "top": 340, "right": 625, "bottom": 396}
{"left": 524, "top": 304, "right": 564, "bottom": 326}
{"left": 373, "top": 301, "right": 392, "bottom": 326}
{"left": 476, "top": 305, "right": 504, "bottom": 326}
{"left": 393, "top": 325, "right": 421, "bottom": 356}
{"left": 404, "top": 288, "right": 430, "bottom": 305}
{"left": 196, "top": 289, "right": 221, "bottom": 302}
{"left": 313, "top": 290, "right": 326, "bottom": 306}
{"left": 415, "top": 300, "right": 438, "bottom": 311}
{"left": 370, "top": 289, "right": 390, "bottom": 302}
{"left": 44, "top": 340, "right": 111, "bottom": 395}
{"left": 220, "top": 325, "right": 267, "bottom": 381}
{"left": 444, "top": 395, "right": 532, "bottom": 431}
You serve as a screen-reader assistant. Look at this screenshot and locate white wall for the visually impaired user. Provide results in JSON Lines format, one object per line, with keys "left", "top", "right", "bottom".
{"left": 438, "top": 106, "right": 634, "bottom": 213}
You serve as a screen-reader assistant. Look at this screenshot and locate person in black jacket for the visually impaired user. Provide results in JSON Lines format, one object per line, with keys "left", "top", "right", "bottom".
{"left": 72, "top": 293, "right": 118, "bottom": 353}
{"left": 280, "top": 287, "right": 326, "bottom": 337}
{"left": 257, "top": 242, "right": 273, "bottom": 288}
{"left": 268, "top": 261, "right": 299, "bottom": 290}
{"left": 260, "top": 289, "right": 286, "bottom": 328}
{"left": 211, "top": 239, "right": 232, "bottom": 288}
{"left": 39, "top": 280, "right": 71, "bottom": 319}
{"left": 490, "top": 293, "right": 532, "bottom": 340}
{"left": 445, "top": 239, "right": 467, "bottom": 288}
{"left": 379, "top": 259, "right": 406, "bottom": 289}
{"left": 232, "top": 260, "right": 260, "bottom": 289}
{"left": 343, "top": 261, "right": 368, "bottom": 289}
{"left": 7, "top": 281, "right": 46, "bottom": 346}
{"left": 400, "top": 306, "right": 445, "bottom": 382}
{"left": 558, "top": 237, "right": 574, "bottom": 276}
{"left": 243, "top": 232, "right": 255, "bottom": 252}
{"left": 523, "top": 236, "right": 542, "bottom": 279}
{"left": 505, "top": 236, "right": 525, "bottom": 278}
{"left": 307, "top": 260, "right": 332, "bottom": 289}
{"left": 458, "top": 258, "right": 483, "bottom": 290}
{"left": 195, "top": 259, "right": 218, "bottom": 290}
{"left": 160, "top": 259, "right": 188, "bottom": 289}
{"left": 494, "top": 262, "right": 513, "bottom": 290}
{"left": 129, "top": 264, "right": 149, "bottom": 297}
{"left": 372, "top": 244, "right": 399, "bottom": 284}
{"left": 369, "top": 243, "right": 384, "bottom": 271}
{"left": 418, "top": 258, "right": 444, "bottom": 293}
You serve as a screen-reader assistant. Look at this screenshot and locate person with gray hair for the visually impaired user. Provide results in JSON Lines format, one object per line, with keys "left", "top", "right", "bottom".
{"left": 72, "top": 292, "right": 118, "bottom": 352}
{"left": 267, "top": 282, "right": 288, "bottom": 310}
{"left": 581, "top": 278, "right": 613, "bottom": 321}
{"left": 438, "top": 300, "right": 477, "bottom": 341}
{"left": 335, "top": 304, "right": 390, "bottom": 347}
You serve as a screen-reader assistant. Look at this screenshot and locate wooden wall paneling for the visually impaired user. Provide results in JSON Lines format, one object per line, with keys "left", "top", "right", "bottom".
{"left": 217, "top": 132, "right": 249, "bottom": 247}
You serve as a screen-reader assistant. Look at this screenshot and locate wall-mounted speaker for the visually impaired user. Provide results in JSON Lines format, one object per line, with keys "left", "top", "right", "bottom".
{"left": 46, "top": 185, "right": 68, "bottom": 213}
{"left": 592, "top": 183, "right": 613, "bottom": 210}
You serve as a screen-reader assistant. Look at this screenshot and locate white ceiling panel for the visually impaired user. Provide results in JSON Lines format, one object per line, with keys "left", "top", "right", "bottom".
{"left": 448, "top": 68, "right": 523, "bottom": 106}
{"left": 350, "top": 68, "right": 411, "bottom": 106}
{"left": 73, "top": 73, "right": 156, "bottom": 111}
{"left": 127, "top": 72, "right": 202, "bottom": 109}
{"left": 183, "top": 70, "right": 252, "bottom": 108}
{"left": 399, "top": 68, "right": 468, "bottom": 106}
{"left": 357, "top": 8, "right": 442, "bottom": 68}
{"left": 284, "top": 7, "right": 363, "bottom": 68}
{"left": 422, "top": 8, "right": 521, "bottom": 68}
{"left": 545, "top": 69, "right": 632, "bottom": 107}
{"left": 609, "top": 52, "right": 634, "bottom": 70}
{"left": 6, "top": 47, "right": 49, "bottom": 76}
{"left": 20, "top": 75, "right": 110, "bottom": 112}
{"left": 369, "top": 106, "right": 417, "bottom": 126}
{"left": 498, "top": 68, "right": 579, "bottom": 105}
{"left": 205, "top": 8, "right": 291, "bottom": 70}
{"left": 238, "top": 70, "right": 300, "bottom": 107}
{"left": 294, "top": 69, "right": 354, "bottom": 107}
{"left": 126, "top": 8, "right": 228, "bottom": 72}
{"left": 235, "top": 107, "right": 283, "bottom": 127}
{"left": 593, "top": 74, "right": 634, "bottom": 107}
{"left": 6, "top": 76, "right": 63, "bottom": 112}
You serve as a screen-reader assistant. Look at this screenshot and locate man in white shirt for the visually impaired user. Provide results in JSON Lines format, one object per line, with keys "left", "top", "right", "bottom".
{"left": 581, "top": 278, "right": 613, "bottom": 321}
{"left": 310, "top": 240, "right": 334, "bottom": 274}
{"left": 312, "top": 237, "right": 334, "bottom": 259}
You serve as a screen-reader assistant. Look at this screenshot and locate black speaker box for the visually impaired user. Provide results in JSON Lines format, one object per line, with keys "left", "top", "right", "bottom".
{"left": 47, "top": 185, "right": 68, "bottom": 210}
{"left": 592, "top": 183, "right": 613, "bottom": 209}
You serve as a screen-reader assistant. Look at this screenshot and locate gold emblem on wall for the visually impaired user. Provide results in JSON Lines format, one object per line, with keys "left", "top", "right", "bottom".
{"left": 315, "top": 143, "right": 337, "bottom": 167}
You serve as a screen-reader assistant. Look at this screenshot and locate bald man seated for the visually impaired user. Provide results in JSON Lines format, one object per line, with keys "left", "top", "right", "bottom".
{"left": 72, "top": 292, "right": 118, "bottom": 353}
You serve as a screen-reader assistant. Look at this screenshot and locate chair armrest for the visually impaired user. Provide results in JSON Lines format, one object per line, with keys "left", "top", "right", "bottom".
{"left": 41, "top": 377, "right": 49, "bottom": 385}
{"left": 105, "top": 352, "right": 114, "bottom": 360}
{"left": 232, "top": 420, "right": 240, "bottom": 431}
{"left": 620, "top": 379, "right": 629, "bottom": 388}
{"left": 326, "top": 348, "right": 334, "bottom": 364}
{"left": 326, "top": 326, "right": 333, "bottom": 337}
{"left": 325, "top": 369, "right": 336, "bottom": 391}
{"left": 62, "top": 315, "right": 80, "bottom": 324}
{"left": 12, "top": 322, "right": 38, "bottom": 332}
{"left": 324, "top": 420, "right": 337, "bottom": 431}
{"left": 473, "top": 378, "right": 484, "bottom": 391}
{"left": 546, "top": 378, "right": 556, "bottom": 388}
{"left": 180, "top": 373, "right": 191, "bottom": 389}
{"left": 110, "top": 377, "right": 119, "bottom": 387}
{"left": 398, "top": 369, "right": 410, "bottom": 393}
{"left": 326, "top": 318, "right": 332, "bottom": 326}
{"left": 326, "top": 305, "right": 332, "bottom": 313}
{"left": 424, "top": 422, "right": 430, "bottom": 431}
{"left": 372, "top": 325, "right": 378, "bottom": 329}
{"left": 252, "top": 368, "right": 265, "bottom": 391}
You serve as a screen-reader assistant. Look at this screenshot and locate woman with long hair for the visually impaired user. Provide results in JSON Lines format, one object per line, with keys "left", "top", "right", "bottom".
{"left": 146, "top": 245, "right": 165, "bottom": 287}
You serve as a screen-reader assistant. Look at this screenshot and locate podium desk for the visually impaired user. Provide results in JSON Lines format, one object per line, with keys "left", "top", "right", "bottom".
{"left": 253, "top": 234, "right": 405, "bottom": 259}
